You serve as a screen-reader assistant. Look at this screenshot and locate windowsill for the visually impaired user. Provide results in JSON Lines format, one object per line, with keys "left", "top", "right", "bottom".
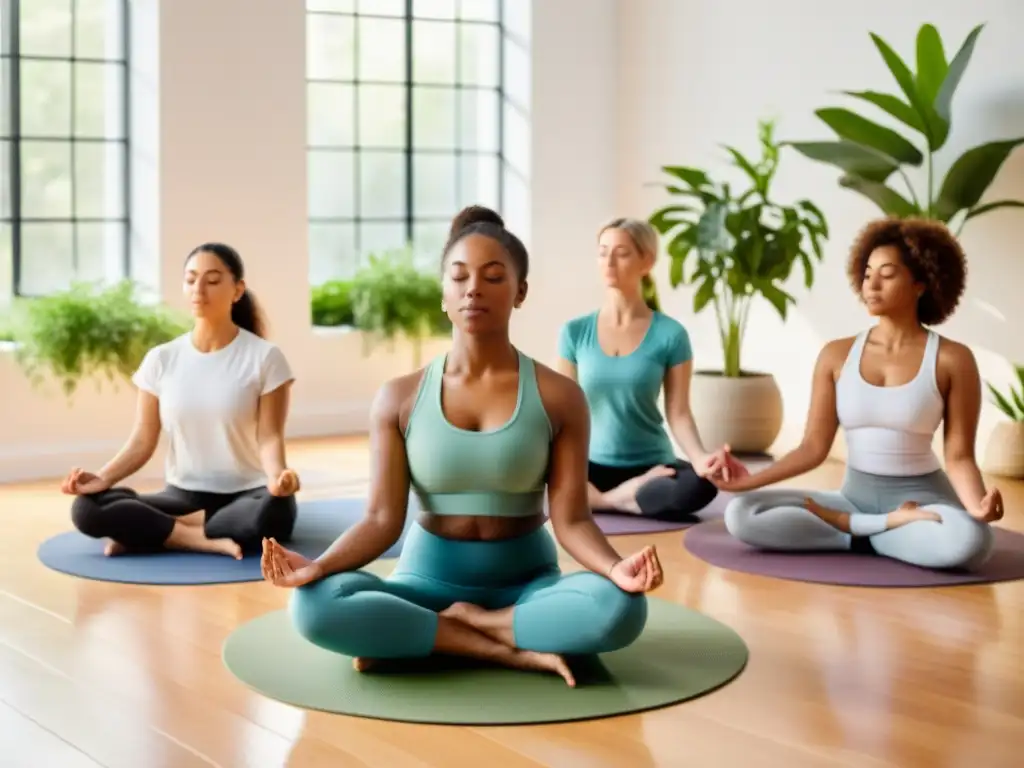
{"left": 312, "top": 324, "right": 357, "bottom": 336}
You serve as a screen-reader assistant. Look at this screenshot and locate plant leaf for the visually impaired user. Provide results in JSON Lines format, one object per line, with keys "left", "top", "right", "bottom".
{"left": 784, "top": 140, "right": 900, "bottom": 183}
{"left": 841, "top": 90, "right": 926, "bottom": 134}
{"left": 839, "top": 174, "right": 920, "bottom": 217}
{"left": 722, "top": 145, "right": 764, "bottom": 194}
{"left": 693, "top": 277, "right": 716, "bottom": 313}
{"left": 695, "top": 202, "right": 731, "bottom": 252}
{"left": 934, "top": 24, "right": 984, "bottom": 125}
{"left": 965, "top": 199, "right": 1024, "bottom": 222}
{"left": 649, "top": 204, "right": 697, "bottom": 234}
{"left": 815, "top": 107, "right": 924, "bottom": 166}
{"left": 986, "top": 382, "right": 1021, "bottom": 421}
{"left": 915, "top": 24, "right": 948, "bottom": 105}
{"left": 661, "top": 166, "right": 711, "bottom": 190}
{"left": 870, "top": 32, "right": 948, "bottom": 150}
{"left": 934, "top": 137, "right": 1024, "bottom": 221}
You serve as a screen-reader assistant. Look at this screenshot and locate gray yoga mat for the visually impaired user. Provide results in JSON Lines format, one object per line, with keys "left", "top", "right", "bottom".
{"left": 683, "top": 519, "right": 1024, "bottom": 587}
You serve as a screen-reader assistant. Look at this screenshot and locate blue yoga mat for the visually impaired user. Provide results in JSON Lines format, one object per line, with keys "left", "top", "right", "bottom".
{"left": 36, "top": 496, "right": 415, "bottom": 586}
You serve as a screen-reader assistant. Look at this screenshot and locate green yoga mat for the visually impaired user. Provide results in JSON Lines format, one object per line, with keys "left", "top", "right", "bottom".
{"left": 222, "top": 597, "right": 749, "bottom": 725}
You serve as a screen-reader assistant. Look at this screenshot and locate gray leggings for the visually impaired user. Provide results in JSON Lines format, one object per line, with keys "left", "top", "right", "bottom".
{"left": 723, "top": 468, "right": 994, "bottom": 571}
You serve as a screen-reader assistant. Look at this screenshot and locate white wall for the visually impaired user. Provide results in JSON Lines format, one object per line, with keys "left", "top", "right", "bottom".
{"left": 616, "top": 0, "right": 1024, "bottom": 461}
{"left": 0, "top": 0, "right": 618, "bottom": 482}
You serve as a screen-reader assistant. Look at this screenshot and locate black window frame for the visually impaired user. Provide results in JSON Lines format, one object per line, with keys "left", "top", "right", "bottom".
{"left": 306, "top": 0, "right": 506, "bottom": 276}
{"left": 0, "top": 0, "right": 132, "bottom": 298}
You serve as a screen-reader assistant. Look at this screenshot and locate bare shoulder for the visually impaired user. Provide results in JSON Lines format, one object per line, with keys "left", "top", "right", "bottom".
{"left": 934, "top": 335, "right": 978, "bottom": 394}
{"left": 817, "top": 336, "right": 858, "bottom": 373}
{"left": 371, "top": 367, "right": 428, "bottom": 429}
{"left": 534, "top": 359, "right": 588, "bottom": 433}
{"left": 935, "top": 334, "right": 976, "bottom": 368}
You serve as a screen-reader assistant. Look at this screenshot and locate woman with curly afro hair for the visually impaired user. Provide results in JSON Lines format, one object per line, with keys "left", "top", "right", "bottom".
{"left": 712, "top": 217, "right": 1000, "bottom": 572}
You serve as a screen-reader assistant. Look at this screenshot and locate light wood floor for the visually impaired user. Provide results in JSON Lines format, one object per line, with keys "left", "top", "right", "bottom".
{"left": 2, "top": 436, "right": 1022, "bottom": 768}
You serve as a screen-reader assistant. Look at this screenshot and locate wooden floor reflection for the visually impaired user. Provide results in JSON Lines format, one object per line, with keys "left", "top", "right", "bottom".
{"left": 1, "top": 436, "right": 1021, "bottom": 767}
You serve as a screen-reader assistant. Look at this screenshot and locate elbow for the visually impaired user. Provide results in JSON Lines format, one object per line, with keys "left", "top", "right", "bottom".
{"left": 129, "top": 431, "right": 160, "bottom": 465}
{"left": 798, "top": 439, "right": 831, "bottom": 467}
{"left": 364, "top": 506, "right": 406, "bottom": 546}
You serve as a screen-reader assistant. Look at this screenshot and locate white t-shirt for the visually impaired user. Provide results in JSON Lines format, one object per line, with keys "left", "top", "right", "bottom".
{"left": 132, "top": 329, "right": 295, "bottom": 493}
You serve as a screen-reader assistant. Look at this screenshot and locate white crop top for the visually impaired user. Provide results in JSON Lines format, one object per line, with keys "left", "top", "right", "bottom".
{"left": 132, "top": 329, "right": 295, "bottom": 493}
{"left": 835, "top": 330, "right": 944, "bottom": 477}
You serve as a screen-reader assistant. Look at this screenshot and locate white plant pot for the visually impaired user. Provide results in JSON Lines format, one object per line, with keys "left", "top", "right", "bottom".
{"left": 982, "top": 421, "right": 1024, "bottom": 479}
{"left": 688, "top": 371, "right": 784, "bottom": 455}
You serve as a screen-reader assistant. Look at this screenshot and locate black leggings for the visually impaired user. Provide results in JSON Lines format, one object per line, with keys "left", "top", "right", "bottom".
{"left": 70, "top": 484, "right": 298, "bottom": 553}
{"left": 588, "top": 458, "right": 718, "bottom": 520}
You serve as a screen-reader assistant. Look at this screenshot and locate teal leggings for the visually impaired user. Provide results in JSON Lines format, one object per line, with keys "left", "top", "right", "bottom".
{"left": 289, "top": 522, "right": 648, "bottom": 659}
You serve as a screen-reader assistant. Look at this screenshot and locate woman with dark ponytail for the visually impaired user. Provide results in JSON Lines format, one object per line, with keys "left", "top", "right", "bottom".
{"left": 555, "top": 218, "right": 746, "bottom": 521}
{"left": 61, "top": 243, "right": 299, "bottom": 560}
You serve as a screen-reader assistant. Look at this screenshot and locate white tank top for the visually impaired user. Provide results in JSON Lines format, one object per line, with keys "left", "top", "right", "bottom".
{"left": 835, "top": 330, "right": 944, "bottom": 476}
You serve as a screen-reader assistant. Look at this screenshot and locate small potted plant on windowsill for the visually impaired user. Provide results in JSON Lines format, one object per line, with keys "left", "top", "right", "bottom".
{"left": 7, "top": 280, "right": 189, "bottom": 397}
{"left": 311, "top": 278, "right": 356, "bottom": 333}
{"left": 350, "top": 246, "right": 451, "bottom": 370}
{"left": 983, "top": 368, "right": 1024, "bottom": 478}
{"left": 648, "top": 119, "right": 830, "bottom": 454}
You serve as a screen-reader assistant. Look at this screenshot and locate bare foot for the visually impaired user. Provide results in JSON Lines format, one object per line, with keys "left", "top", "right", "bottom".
{"left": 804, "top": 498, "right": 852, "bottom": 532}
{"left": 205, "top": 538, "right": 244, "bottom": 559}
{"left": 509, "top": 650, "right": 576, "bottom": 687}
{"left": 440, "top": 602, "right": 515, "bottom": 645}
{"left": 177, "top": 510, "right": 206, "bottom": 527}
{"left": 886, "top": 502, "right": 942, "bottom": 529}
{"left": 165, "top": 522, "right": 243, "bottom": 559}
{"left": 104, "top": 540, "right": 126, "bottom": 557}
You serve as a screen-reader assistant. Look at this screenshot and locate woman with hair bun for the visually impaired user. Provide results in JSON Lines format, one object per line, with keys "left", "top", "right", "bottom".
{"left": 63, "top": 243, "right": 300, "bottom": 560}
{"left": 261, "top": 206, "right": 661, "bottom": 687}
{"left": 718, "top": 218, "right": 998, "bottom": 571}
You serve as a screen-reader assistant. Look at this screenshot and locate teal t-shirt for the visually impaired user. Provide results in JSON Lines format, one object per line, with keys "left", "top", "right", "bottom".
{"left": 558, "top": 311, "right": 692, "bottom": 467}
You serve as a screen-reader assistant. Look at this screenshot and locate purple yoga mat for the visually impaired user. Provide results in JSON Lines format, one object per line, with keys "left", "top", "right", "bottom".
{"left": 683, "top": 519, "right": 1024, "bottom": 588}
{"left": 593, "top": 492, "right": 730, "bottom": 534}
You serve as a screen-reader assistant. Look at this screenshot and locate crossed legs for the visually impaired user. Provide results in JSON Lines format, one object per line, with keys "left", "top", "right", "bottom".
{"left": 289, "top": 568, "right": 647, "bottom": 687}
{"left": 723, "top": 481, "right": 994, "bottom": 571}
{"left": 72, "top": 485, "right": 297, "bottom": 558}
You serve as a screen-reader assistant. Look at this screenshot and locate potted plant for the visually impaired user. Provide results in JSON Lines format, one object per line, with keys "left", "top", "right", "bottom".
{"left": 648, "top": 119, "right": 830, "bottom": 454}
{"left": 350, "top": 246, "right": 451, "bottom": 369}
{"left": 311, "top": 279, "right": 355, "bottom": 329}
{"left": 982, "top": 368, "right": 1024, "bottom": 478}
{"left": 786, "top": 23, "right": 1024, "bottom": 232}
{"left": 7, "top": 281, "right": 189, "bottom": 397}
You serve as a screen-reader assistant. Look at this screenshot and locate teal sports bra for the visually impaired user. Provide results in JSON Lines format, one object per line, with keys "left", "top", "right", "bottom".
{"left": 404, "top": 350, "right": 552, "bottom": 517}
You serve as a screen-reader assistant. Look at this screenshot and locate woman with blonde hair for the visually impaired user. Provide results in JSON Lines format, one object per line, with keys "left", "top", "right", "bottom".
{"left": 554, "top": 218, "right": 744, "bottom": 520}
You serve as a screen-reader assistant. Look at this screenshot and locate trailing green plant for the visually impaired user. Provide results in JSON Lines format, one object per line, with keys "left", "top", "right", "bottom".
{"left": 0, "top": 313, "right": 14, "bottom": 343}
{"left": 987, "top": 365, "right": 1024, "bottom": 422}
{"left": 8, "top": 281, "right": 189, "bottom": 396}
{"left": 787, "top": 23, "right": 1024, "bottom": 234}
{"left": 350, "top": 246, "right": 451, "bottom": 368}
{"left": 311, "top": 279, "right": 355, "bottom": 327}
{"left": 648, "top": 119, "right": 830, "bottom": 378}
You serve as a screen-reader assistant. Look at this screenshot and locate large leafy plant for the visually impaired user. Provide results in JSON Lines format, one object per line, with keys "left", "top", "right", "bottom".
{"left": 987, "top": 366, "right": 1024, "bottom": 423}
{"left": 8, "top": 281, "right": 189, "bottom": 396}
{"left": 350, "top": 246, "right": 451, "bottom": 368}
{"left": 649, "top": 120, "right": 829, "bottom": 377}
{"left": 788, "top": 23, "right": 1024, "bottom": 232}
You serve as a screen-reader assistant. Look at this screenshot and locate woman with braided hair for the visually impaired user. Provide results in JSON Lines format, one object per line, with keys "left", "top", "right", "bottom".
{"left": 716, "top": 217, "right": 999, "bottom": 571}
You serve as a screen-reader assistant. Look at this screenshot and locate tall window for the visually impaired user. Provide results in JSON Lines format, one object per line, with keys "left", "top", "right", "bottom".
{"left": 306, "top": 0, "right": 504, "bottom": 284}
{"left": 0, "top": 0, "right": 130, "bottom": 299}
